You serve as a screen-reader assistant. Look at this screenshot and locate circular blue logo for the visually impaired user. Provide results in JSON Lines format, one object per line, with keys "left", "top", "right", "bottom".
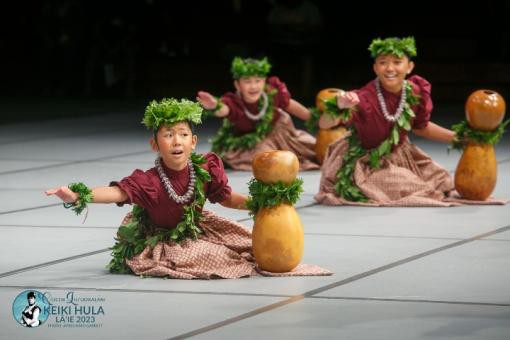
{"left": 12, "top": 290, "right": 50, "bottom": 327}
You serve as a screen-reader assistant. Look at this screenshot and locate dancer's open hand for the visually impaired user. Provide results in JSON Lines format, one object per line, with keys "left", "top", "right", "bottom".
{"left": 337, "top": 91, "right": 360, "bottom": 109}
{"left": 196, "top": 91, "right": 217, "bottom": 110}
{"left": 45, "top": 186, "right": 78, "bottom": 203}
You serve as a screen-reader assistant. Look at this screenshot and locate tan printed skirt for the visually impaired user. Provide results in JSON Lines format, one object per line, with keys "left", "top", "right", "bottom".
{"left": 315, "top": 137, "right": 506, "bottom": 206}
{"left": 124, "top": 210, "right": 332, "bottom": 279}
{"left": 221, "top": 111, "right": 319, "bottom": 171}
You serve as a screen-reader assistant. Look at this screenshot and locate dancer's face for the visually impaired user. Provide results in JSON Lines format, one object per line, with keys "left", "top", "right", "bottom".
{"left": 28, "top": 296, "right": 35, "bottom": 305}
{"left": 234, "top": 76, "right": 266, "bottom": 104}
{"left": 151, "top": 122, "right": 197, "bottom": 171}
{"left": 373, "top": 54, "right": 414, "bottom": 93}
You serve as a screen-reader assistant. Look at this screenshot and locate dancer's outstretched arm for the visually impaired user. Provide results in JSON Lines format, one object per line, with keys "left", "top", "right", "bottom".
{"left": 412, "top": 122, "right": 455, "bottom": 143}
{"left": 196, "top": 91, "right": 230, "bottom": 117}
{"left": 286, "top": 99, "right": 311, "bottom": 121}
{"left": 220, "top": 191, "right": 248, "bottom": 210}
{"left": 318, "top": 114, "right": 341, "bottom": 129}
{"left": 45, "top": 186, "right": 128, "bottom": 204}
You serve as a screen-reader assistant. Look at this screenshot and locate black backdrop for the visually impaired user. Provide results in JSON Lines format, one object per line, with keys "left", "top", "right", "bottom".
{"left": 1, "top": 0, "right": 509, "bottom": 121}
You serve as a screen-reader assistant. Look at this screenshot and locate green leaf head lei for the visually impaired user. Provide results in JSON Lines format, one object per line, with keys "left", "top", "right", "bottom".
{"left": 142, "top": 97, "right": 203, "bottom": 132}
{"left": 368, "top": 37, "right": 417, "bottom": 59}
{"left": 231, "top": 57, "right": 272, "bottom": 79}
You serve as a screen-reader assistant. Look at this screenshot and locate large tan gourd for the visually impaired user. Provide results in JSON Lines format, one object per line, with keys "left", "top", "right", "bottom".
{"left": 251, "top": 151, "right": 303, "bottom": 272}
{"left": 455, "top": 142, "right": 497, "bottom": 200}
{"left": 314, "top": 88, "right": 349, "bottom": 164}
{"left": 465, "top": 90, "right": 505, "bottom": 131}
{"left": 455, "top": 90, "right": 505, "bottom": 200}
{"left": 315, "top": 126, "right": 347, "bottom": 164}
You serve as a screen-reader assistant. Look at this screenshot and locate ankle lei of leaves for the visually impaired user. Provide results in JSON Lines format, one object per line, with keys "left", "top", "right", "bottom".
{"left": 450, "top": 119, "right": 510, "bottom": 151}
{"left": 107, "top": 153, "right": 211, "bottom": 274}
{"left": 63, "top": 182, "right": 93, "bottom": 215}
{"left": 246, "top": 178, "right": 304, "bottom": 217}
{"left": 211, "top": 88, "right": 277, "bottom": 155}
{"left": 334, "top": 82, "right": 419, "bottom": 202}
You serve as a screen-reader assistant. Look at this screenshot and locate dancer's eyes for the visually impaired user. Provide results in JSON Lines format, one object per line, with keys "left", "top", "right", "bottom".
{"left": 163, "top": 130, "right": 189, "bottom": 138}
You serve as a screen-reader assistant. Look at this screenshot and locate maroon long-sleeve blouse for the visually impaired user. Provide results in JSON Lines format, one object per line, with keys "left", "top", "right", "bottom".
{"left": 351, "top": 75, "right": 432, "bottom": 149}
{"left": 110, "top": 153, "right": 231, "bottom": 228}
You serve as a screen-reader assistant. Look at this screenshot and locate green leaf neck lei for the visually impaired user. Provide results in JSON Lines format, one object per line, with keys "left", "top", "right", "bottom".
{"left": 107, "top": 152, "right": 211, "bottom": 274}
{"left": 334, "top": 80, "right": 419, "bottom": 202}
{"left": 211, "top": 87, "right": 277, "bottom": 155}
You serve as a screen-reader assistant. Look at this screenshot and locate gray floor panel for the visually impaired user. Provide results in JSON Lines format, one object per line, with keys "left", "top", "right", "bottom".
{"left": 0, "top": 160, "right": 65, "bottom": 173}
{"left": 192, "top": 298, "right": 510, "bottom": 340}
{"left": 0, "top": 226, "right": 115, "bottom": 273}
{"left": 0, "top": 235, "right": 451, "bottom": 296}
{"left": 300, "top": 204, "right": 510, "bottom": 240}
{"left": 0, "top": 204, "right": 132, "bottom": 227}
{"left": 317, "top": 232, "right": 510, "bottom": 305}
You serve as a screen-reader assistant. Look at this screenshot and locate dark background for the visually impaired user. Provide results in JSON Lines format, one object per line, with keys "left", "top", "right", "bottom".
{"left": 1, "top": 0, "right": 509, "bottom": 124}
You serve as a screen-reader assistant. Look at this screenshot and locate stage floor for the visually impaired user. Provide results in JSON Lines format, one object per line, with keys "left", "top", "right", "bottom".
{"left": 1, "top": 111, "right": 509, "bottom": 339}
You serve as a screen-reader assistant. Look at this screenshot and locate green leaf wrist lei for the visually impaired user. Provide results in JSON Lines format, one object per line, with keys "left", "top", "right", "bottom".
{"left": 63, "top": 182, "right": 93, "bottom": 215}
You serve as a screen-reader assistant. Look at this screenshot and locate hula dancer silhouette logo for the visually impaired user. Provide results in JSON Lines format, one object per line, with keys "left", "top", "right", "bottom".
{"left": 12, "top": 290, "right": 50, "bottom": 327}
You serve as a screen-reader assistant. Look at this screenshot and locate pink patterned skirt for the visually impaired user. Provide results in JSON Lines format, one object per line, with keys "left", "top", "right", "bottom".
{"left": 124, "top": 210, "right": 332, "bottom": 279}
{"left": 221, "top": 111, "right": 320, "bottom": 171}
{"left": 315, "top": 137, "right": 506, "bottom": 206}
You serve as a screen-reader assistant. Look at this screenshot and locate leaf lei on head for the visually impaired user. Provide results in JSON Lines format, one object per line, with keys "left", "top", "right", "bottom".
{"left": 450, "top": 119, "right": 510, "bottom": 151}
{"left": 246, "top": 178, "right": 304, "bottom": 217}
{"left": 368, "top": 37, "right": 417, "bottom": 59}
{"left": 231, "top": 57, "right": 272, "bottom": 79}
{"left": 142, "top": 98, "right": 203, "bottom": 131}
{"left": 107, "top": 153, "right": 211, "bottom": 274}
{"left": 211, "top": 88, "right": 277, "bottom": 155}
{"left": 63, "top": 182, "right": 93, "bottom": 215}
{"left": 334, "top": 81, "right": 419, "bottom": 202}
